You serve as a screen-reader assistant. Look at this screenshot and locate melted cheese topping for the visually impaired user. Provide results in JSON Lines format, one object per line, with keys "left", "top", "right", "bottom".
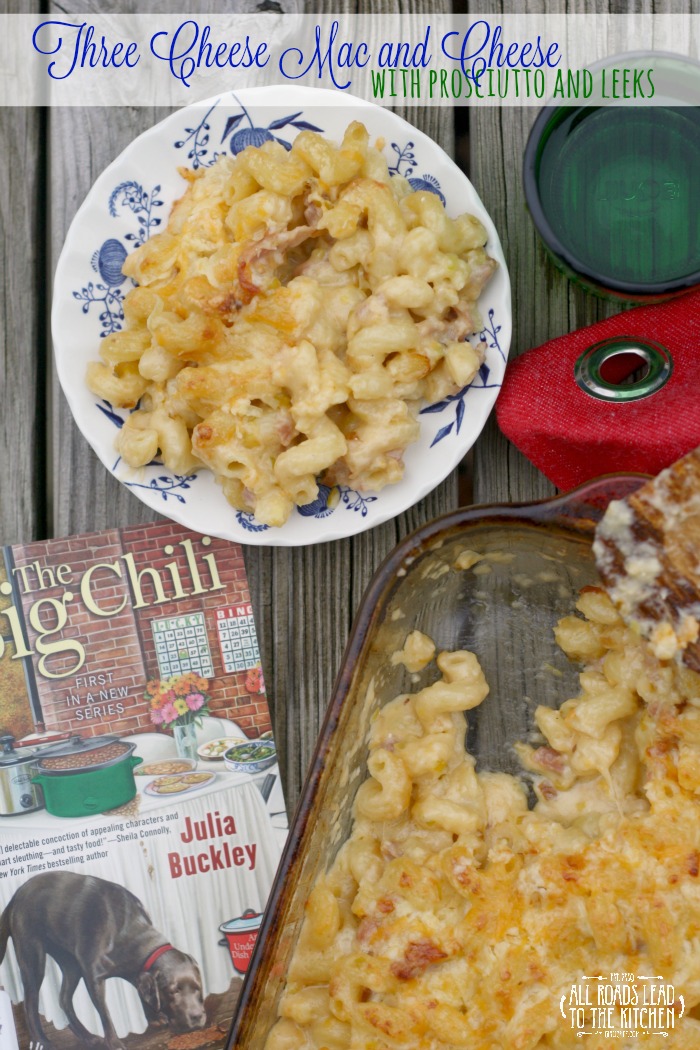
{"left": 85, "top": 122, "right": 496, "bottom": 527}
{"left": 268, "top": 588, "right": 700, "bottom": 1049}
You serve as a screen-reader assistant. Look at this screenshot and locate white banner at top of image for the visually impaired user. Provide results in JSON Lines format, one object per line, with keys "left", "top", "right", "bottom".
{"left": 1, "top": 13, "right": 700, "bottom": 107}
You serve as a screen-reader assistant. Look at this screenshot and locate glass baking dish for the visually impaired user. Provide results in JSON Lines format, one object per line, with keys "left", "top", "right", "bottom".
{"left": 228, "top": 475, "right": 646, "bottom": 1048}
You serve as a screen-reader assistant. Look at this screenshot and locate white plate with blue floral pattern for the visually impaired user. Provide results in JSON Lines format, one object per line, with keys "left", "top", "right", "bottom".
{"left": 53, "top": 86, "right": 511, "bottom": 546}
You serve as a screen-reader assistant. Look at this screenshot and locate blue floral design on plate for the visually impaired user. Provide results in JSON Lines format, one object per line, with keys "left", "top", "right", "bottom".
{"left": 174, "top": 101, "right": 220, "bottom": 170}
{"left": 420, "top": 309, "right": 505, "bottom": 447}
{"left": 93, "top": 239, "right": 128, "bottom": 285}
{"left": 388, "top": 141, "right": 446, "bottom": 204}
{"left": 73, "top": 183, "right": 162, "bottom": 336}
{"left": 173, "top": 95, "right": 324, "bottom": 169}
{"left": 297, "top": 484, "right": 338, "bottom": 519}
{"left": 96, "top": 399, "right": 128, "bottom": 429}
{"left": 108, "top": 182, "right": 163, "bottom": 247}
{"left": 73, "top": 278, "right": 125, "bottom": 337}
{"left": 124, "top": 473, "right": 198, "bottom": 504}
{"left": 337, "top": 486, "right": 378, "bottom": 518}
{"left": 235, "top": 511, "right": 270, "bottom": 533}
{"left": 238, "top": 482, "right": 379, "bottom": 526}
{"left": 297, "top": 484, "right": 378, "bottom": 520}
{"left": 73, "top": 240, "right": 129, "bottom": 336}
{"left": 221, "top": 103, "right": 323, "bottom": 155}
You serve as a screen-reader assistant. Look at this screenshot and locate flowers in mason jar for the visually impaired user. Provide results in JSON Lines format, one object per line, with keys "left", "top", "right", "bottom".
{"left": 245, "top": 664, "right": 265, "bottom": 695}
{"left": 146, "top": 672, "right": 211, "bottom": 729}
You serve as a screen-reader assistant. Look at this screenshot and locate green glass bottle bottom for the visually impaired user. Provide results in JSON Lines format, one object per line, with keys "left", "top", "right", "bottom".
{"left": 535, "top": 106, "right": 700, "bottom": 295}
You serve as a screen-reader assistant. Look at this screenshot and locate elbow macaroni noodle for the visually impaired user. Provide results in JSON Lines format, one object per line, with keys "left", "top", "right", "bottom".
{"left": 269, "top": 585, "right": 700, "bottom": 1049}
{"left": 86, "top": 122, "right": 497, "bottom": 526}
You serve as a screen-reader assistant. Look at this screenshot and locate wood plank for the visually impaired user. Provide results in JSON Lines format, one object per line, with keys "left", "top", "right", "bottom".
{"left": 50, "top": 98, "right": 171, "bottom": 536}
{"left": 48, "top": 0, "right": 455, "bottom": 808}
{"left": 467, "top": 0, "right": 700, "bottom": 507}
{"left": 0, "top": 0, "right": 43, "bottom": 545}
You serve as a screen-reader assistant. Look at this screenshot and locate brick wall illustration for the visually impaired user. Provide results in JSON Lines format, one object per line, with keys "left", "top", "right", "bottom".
{"left": 9, "top": 523, "right": 270, "bottom": 741}
{"left": 125, "top": 521, "right": 270, "bottom": 737}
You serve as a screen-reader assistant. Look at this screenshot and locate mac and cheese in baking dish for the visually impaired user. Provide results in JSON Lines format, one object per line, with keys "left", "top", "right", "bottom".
{"left": 268, "top": 588, "right": 700, "bottom": 1049}
{"left": 85, "top": 122, "right": 496, "bottom": 527}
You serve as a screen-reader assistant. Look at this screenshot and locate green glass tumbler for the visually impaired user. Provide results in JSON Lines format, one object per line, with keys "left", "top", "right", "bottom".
{"left": 524, "top": 53, "right": 700, "bottom": 301}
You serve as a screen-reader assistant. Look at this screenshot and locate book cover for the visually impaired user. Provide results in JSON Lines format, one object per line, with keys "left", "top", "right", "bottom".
{"left": 0, "top": 519, "right": 287, "bottom": 1050}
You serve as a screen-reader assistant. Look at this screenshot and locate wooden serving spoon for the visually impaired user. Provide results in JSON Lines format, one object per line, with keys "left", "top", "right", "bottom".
{"left": 593, "top": 447, "right": 700, "bottom": 671}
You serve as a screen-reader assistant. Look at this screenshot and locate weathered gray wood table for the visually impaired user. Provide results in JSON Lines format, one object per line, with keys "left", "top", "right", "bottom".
{"left": 0, "top": 0, "right": 691, "bottom": 808}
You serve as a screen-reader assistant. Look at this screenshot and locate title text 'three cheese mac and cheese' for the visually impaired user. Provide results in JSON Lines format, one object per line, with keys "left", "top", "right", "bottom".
{"left": 85, "top": 122, "right": 496, "bottom": 527}
{"left": 269, "top": 587, "right": 700, "bottom": 1049}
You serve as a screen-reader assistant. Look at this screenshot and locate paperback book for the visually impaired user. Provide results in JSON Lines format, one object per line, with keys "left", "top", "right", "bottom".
{"left": 0, "top": 519, "right": 287, "bottom": 1050}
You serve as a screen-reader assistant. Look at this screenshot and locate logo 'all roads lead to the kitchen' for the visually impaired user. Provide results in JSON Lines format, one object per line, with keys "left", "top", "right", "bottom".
{"left": 560, "top": 974, "right": 684, "bottom": 1037}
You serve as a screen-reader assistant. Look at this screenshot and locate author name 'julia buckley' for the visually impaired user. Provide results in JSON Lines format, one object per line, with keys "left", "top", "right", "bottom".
{"left": 168, "top": 810, "right": 258, "bottom": 879}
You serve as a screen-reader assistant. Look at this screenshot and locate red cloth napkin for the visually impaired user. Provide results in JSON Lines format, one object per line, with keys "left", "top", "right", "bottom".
{"left": 495, "top": 290, "right": 700, "bottom": 489}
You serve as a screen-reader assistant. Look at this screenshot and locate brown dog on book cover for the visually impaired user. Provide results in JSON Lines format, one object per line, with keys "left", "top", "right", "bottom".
{"left": 0, "top": 871, "right": 206, "bottom": 1050}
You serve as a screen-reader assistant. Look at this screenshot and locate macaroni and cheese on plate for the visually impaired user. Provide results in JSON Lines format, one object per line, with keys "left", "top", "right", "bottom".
{"left": 52, "top": 87, "right": 510, "bottom": 545}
